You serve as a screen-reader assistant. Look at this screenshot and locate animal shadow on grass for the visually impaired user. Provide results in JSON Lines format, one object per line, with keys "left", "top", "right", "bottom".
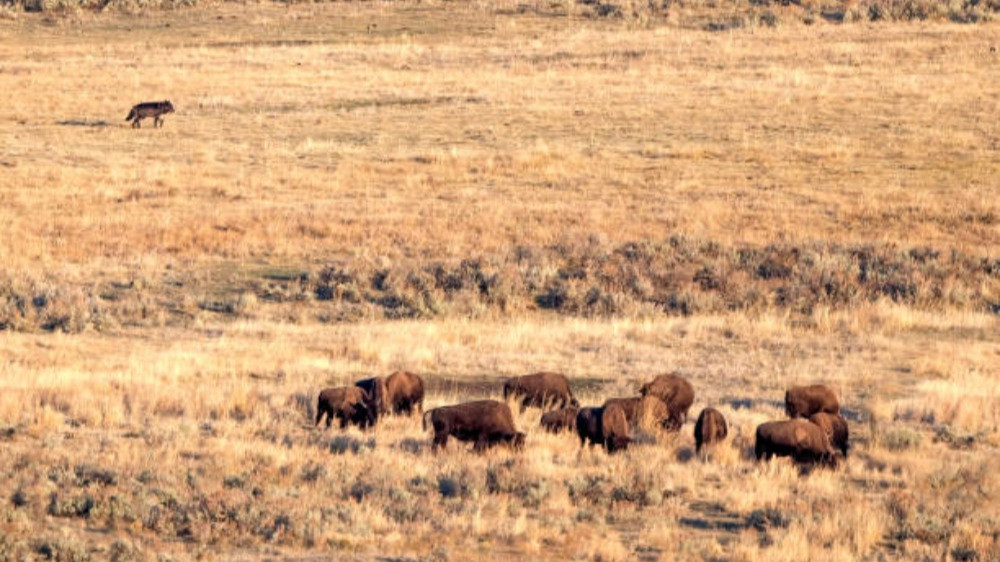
{"left": 57, "top": 120, "right": 111, "bottom": 127}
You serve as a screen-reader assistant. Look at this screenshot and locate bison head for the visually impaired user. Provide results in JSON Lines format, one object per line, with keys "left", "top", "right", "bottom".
{"left": 509, "top": 432, "right": 526, "bottom": 450}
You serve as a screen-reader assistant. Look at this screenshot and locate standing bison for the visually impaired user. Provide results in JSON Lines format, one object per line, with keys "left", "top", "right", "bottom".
{"left": 576, "top": 407, "right": 602, "bottom": 448}
{"left": 355, "top": 376, "right": 389, "bottom": 416}
{"left": 423, "top": 400, "right": 525, "bottom": 452}
{"left": 316, "top": 387, "right": 376, "bottom": 430}
{"left": 601, "top": 403, "right": 632, "bottom": 454}
{"left": 694, "top": 407, "right": 728, "bottom": 453}
{"left": 384, "top": 371, "right": 425, "bottom": 415}
{"left": 575, "top": 404, "right": 632, "bottom": 454}
{"left": 785, "top": 384, "right": 840, "bottom": 419}
{"left": 809, "top": 412, "right": 850, "bottom": 457}
{"left": 755, "top": 419, "right": 839, "bottom": 467}
{"left": 503, "top": 372, "right": 579, "bottom": 411}
{"left": 540, "top": 407, "right": 579, "bottom": 434}
{"left": 639, "top": 373, "right": 694, "bottom": 431}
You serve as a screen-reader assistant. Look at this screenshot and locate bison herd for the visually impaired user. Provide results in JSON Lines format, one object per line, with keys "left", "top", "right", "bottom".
{"left": 316, "top": 373, "right": 850, "bottom": 468}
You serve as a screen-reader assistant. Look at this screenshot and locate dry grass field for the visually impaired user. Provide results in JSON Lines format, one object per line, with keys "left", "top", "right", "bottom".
{"left": 1, "top": 1, "right": 999, "bottom": 560}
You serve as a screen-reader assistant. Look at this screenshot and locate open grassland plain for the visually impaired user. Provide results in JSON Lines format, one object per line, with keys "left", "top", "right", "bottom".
{"left": 1, "top": 311, "right": 998, "bottom": 560}
{"left": 0, "top": 2, "right": 998, "bottom": 329}
{"left": 0, "top": 1, "right": 999, "bottom": 560}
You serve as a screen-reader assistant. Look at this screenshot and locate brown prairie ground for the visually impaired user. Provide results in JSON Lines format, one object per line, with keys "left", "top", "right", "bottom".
{"left": 0, "top": 3, "right": 998, "bottom": 561}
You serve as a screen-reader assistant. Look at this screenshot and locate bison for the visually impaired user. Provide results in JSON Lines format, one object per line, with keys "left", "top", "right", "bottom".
{"left": 575, "top": 404, "right": 632, "bottom": 454}
{"left": 503, "top": 372, "right": 579, "bottom": 411}
{"left": 576, "top": 407, "right": 602, "bottom": 448}
{"left": 603, "top": 395, "right": 670, "bottom": 431}
{"left": 355, "top": 376, "right": 389, "bottom": 416}
{"left": 639, "top": 373, "right": 694, "bottom": 431}
{"left": 694, "top": 407, "right": 728, "bottom": 453}
{"left": 316, "top": 386, "right": 376, "bottom": 430}
{"left": 384, "top": 371, "right": 425, "bottom": 416}
{"left": 423, "top": 400, "right": 525, "bottom": 452}
{"left": 601, "top": 403, "right": 632, "bottom": 454}
{"left": 785, "top": 384, "right": 840, "bottom": 419}
{"left": 809, "top": 412, "right": 850, "bottom": 457}
{"left": 540, "top": 406, "right": 579, "bottom": 434}
{"left": 755, "top": 419, "right": 839, "bottom": 467}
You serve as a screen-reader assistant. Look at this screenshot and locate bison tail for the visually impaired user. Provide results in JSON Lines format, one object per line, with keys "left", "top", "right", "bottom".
{"left": 125, "top": 109, "right": 136, "bottom": 121}
{"left": 421, "top": 410, "right": 432, "bottom": 432}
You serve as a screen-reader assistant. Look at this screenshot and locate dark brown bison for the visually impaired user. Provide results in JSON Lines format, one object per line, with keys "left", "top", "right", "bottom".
{"left": 785, "top": 384, "right": 840, "bottom": 418}
{"left": 694, "top": 407, "right": 728, "bottom": 453}
{"left": 503, "top": 372, "right": 579, "bottom": 411}
{"left": 540, "top": 407, "right": 579, "bottom": 433}
{"left": 601, "top": 403, "right": 632, "bottom": 453}
{"left": 384, "top": 371, "right": 425, "bottom": 415}
{"left": 809, "top": 412, "right": 850, "bottom": 457}
{"left": 603, "top": 395, "right": 670, "bottom": 430}
{"left": 576, "top": 407, "right": 602, "bottom": 448}
{"left": 422, "top": 400, "right": 525, "bottom": 452}
{"left": 355, "top": 376, "right": 389, "bottom": 416}
{"left": 316, "top": 387, "right": 376, "bottom": 430}
{"left": 639, "top": 373, "right": 694, "bottom": 431}
{"left": 575, "top": 404, "right": 632, "bottom": 454}
{"left": 755, "top": 419, "right": 839, "bottom": 467}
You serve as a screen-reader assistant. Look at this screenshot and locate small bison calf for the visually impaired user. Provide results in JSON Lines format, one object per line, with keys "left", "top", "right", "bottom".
{"left": 316, "top": 386, "right": 376, "bottom": 430}
{"left": 540, "top": 406, "right": 579, "bottom": 434}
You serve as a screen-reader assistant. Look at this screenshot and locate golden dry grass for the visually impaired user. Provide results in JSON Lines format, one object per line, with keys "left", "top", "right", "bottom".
{"left": 0, "top": 309, "right": 997, "bottom": 560}
{"left": 0, "top": 3, "right": 998, "bottom": 560}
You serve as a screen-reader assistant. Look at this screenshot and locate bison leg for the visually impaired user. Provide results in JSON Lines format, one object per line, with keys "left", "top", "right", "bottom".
{"left": 754, "top": 441, "right": 769, "bottom": 461}
{"left": 132, "top": 118, "right": 140, "bottom": 129}
{"left": 432, "top": 430, "right": 449, "bottom": 451}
